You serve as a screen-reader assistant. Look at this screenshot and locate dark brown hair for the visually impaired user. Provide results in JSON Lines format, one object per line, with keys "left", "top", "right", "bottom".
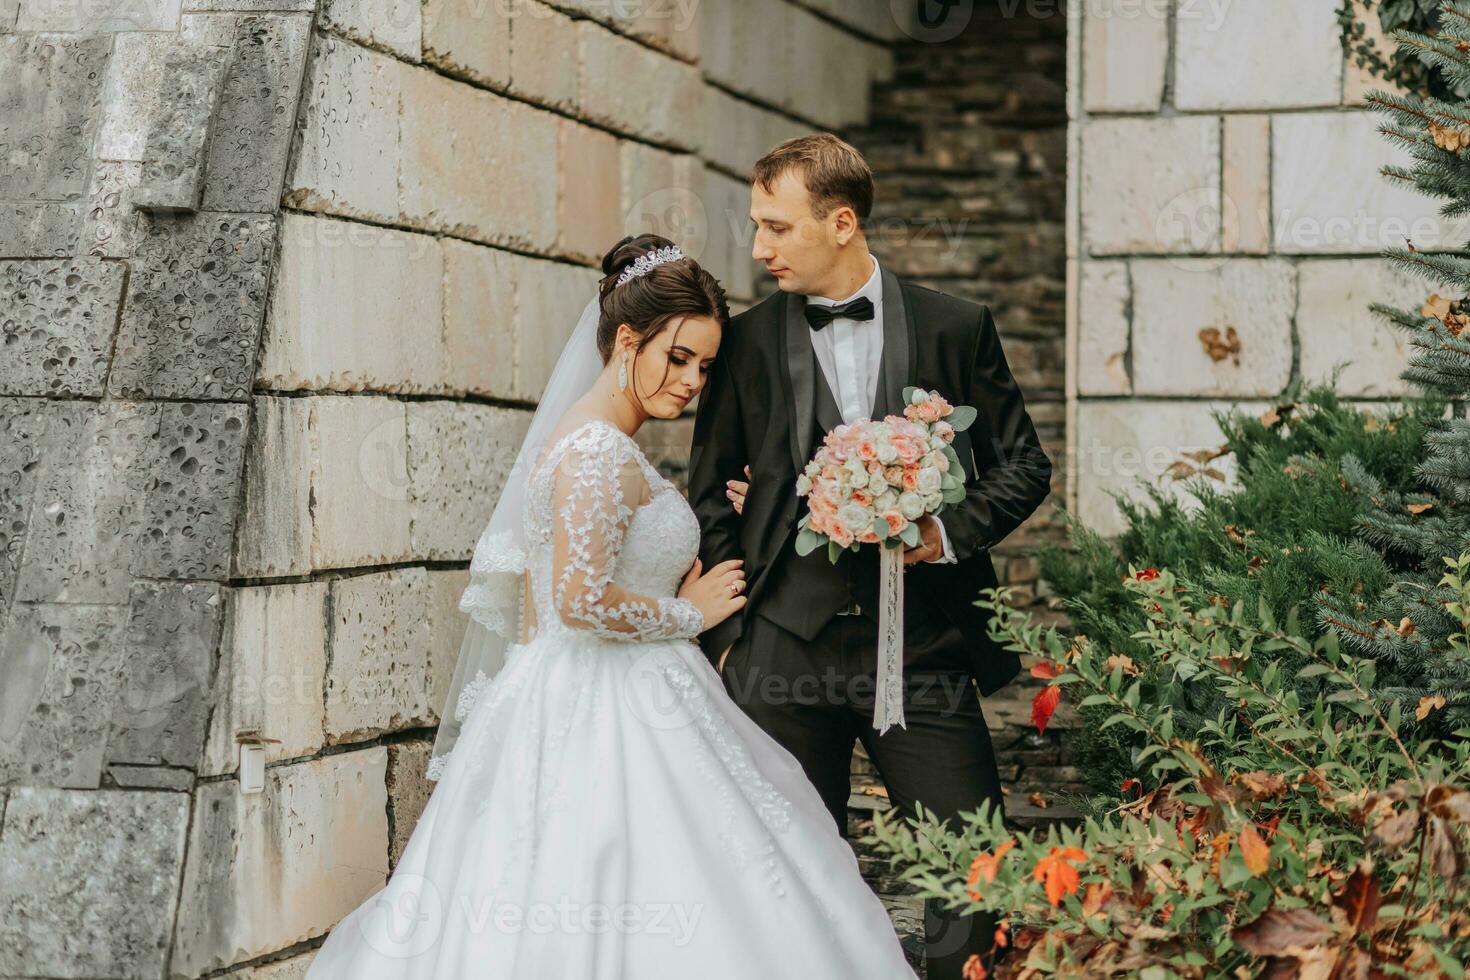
{"left": 750, "top": 133, "right": 875, "bottom": 222}
{"left": 596, "top": 234, "right": 728, "bottom": 404}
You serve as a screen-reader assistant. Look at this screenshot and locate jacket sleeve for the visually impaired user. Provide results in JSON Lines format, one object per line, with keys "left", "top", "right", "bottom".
{"left": 551, "top": 428, "right": 704, "bottom": 641}
{"left": 937, "top": 304, "right": 1053, "bottom": 563}
{"left": 686, "top": 349, "right": 747, "bottom": 664}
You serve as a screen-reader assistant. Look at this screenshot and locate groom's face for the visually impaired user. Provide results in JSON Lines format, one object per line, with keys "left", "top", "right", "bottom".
{"left": 749, "top": 170, "right": 841, "bottom": 296}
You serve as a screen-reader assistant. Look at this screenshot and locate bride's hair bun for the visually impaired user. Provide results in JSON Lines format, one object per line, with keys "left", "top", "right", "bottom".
{"left": 593, "top": 234, "right": 728, "bottom": 367}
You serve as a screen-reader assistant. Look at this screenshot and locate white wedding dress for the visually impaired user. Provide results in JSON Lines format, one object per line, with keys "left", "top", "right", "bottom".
{"left": 305, "top": 418, "right": 919, "bottom": 979}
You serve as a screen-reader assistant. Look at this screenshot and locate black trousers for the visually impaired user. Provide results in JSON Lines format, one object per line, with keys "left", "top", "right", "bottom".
{"left": 721, "top": 607, "right": 1004, "bottom": 980}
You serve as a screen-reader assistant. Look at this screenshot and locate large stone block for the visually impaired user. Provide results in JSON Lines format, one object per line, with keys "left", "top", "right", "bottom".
{"left": 798, "top": 0, "right": 902, "bottom": 41}
{"left": 233, "top": 395, "right": 314, "bottom": 578}
{"left": 1075, "top": 259, "right": 1130, "bottom": 396}
{"left": 261, "top": 211, "right": 444, "bottom": 393}
{"left": 386, "top": 738, "right": 432, "bottom": 867}
{"left": 0, "top": 201, "right": 85, "bottom": 256}
{"left": 399, "top": 65, "right": 559, "bottom": 251}
{"left": 171, "top": 751, "right": 389, "bottom": 976}
{"left": 0, "top": 602, "right": 129, "bottom": 787}
{"left": 14, "top": 401, "right": 155, "bottom": 605}
{"left": 83, "top": 159, "right": 149, "bottom": 258}
{"left": 324, "top": 567, "right": 435, "bottom": 741}
{"left": 1081, "top": 116, "right": 1221, "bottom": 256}
{"left": 17, "top": 0, "right": 181, "bottom": 29}
{"left": 284, "top": 35, "right": 401, "bottom": 222}
{"left": 183, "top": 12, "right": 313, "bottom": 212}
{"left": 786, "top": 4, "right": 887, "bottom": 128}
{"left": 697, "top": 167, "right": 756, "bottom": 301}
{"left": 577, "top": 19, "right": 702, "bottom": 149}
{"left": 133, "top": 43, "right": 232, "bottom": 213}
{"left": 1175, "top": 0, "right": 1340, "bottom": 110}
{"left": 513, "top": 254, "right": 602, "bottom": 399}
{"left": 558, "top": 120, "right": 622, "bottom": 263}
{"left": 0, "top": 399, "right": 51, "bottom": 609}
{"left": 129, "top": 399, "right": 250, "bottom": 579}
{"left": 1075, "top": 398, "right": 1268, "bottom": 538}
{"left": 698, "top": 84, "right": 805, "bottom": 178}
{"left": 697, "top": 0, "right": 789, "bottom": 109}
{"left": 441, "top": 238, "right": 516, "bottom": 397}
{"left": 1081, "top": 0, "right": 1168, "bottom": 112}
{"left": 619, "top": 141, "right": 705, "bottom": 254}
{"left": 0, "top": 788, "right": 189, "bottom": 979}
{"left": 0, "top": 34, "right": 110, "bottom": 200}
{"left": 106, "top": 579, "right": 224, "bottom": 770}
{"left": 203, "top": 581, "right": 327, "bottom": 776}
{"left": 312, "top": 394, "right": 413, "bottom": 569}
{"left": 321, "top": 0, "right": 421, "bottom": 60}
{"left": 1298, "top": 258, "right": 1428, "bottom": 397}
{"left": 0, "top": 258, "right": 123, "bottom": 397}
{"left": 508, "top": 0, "right": 578, "bottom": 109}
{"left": 1223, "top": 114, "right": 1271, "bottom": 255}
{"left": 1131, "top": 258, "right": 1295, "bottom": 397}
{"left": 10, "top": 399, "right": 245, "bottom": 597}
{"left": 425, "top": 565, "right": 469, "bottom": 716}
{"left": 407, "top": 401, "right": 532, "bottom": 559}
{"left": 97, "top": 32, "right": 176, "bottom": 162}
{"left": 423, "top": 0, "right": 510, "bottom": 87}
{"left": 1274, "top": 111, "right": 1470, "bottom": 254}
{"left": 109, "top": 211, "right": 276, "bottom": 400}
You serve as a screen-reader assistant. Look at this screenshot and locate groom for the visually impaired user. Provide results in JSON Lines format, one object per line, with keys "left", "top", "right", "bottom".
{"left": 687, "top": 134, "right": 1052, "bottom": 978}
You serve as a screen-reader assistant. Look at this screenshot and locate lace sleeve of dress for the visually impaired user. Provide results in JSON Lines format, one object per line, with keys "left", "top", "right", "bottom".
{"left": 550, "top": 424, "right": 704, "bottom": 640}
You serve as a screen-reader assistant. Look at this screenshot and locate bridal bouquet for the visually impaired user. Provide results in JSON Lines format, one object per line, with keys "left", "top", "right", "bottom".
{"left": 794, "top": 387, "right": 977, "bottom": 733}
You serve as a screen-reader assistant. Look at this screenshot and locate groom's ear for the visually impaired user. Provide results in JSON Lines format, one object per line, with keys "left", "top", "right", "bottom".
{"left": 831, "top": 205, "right": 861, "bottom": 245}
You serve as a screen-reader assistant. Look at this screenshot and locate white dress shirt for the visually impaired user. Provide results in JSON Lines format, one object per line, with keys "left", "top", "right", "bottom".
{"left": 805, "top": 255, "right": 956, "bottom": 564}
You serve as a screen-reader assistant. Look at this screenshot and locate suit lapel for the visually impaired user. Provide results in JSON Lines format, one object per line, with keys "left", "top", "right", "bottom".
{"left": 782, "top": 290, "right": 817, "bottom": 474}
{"left": 872, "top": 265, "right": 912, "bottom": 420}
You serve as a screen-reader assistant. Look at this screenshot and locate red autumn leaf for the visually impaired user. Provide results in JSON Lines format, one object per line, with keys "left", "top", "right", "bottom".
{"left": 1031, "top": 685, "right": 1061, "bottom": 735}
{"left": 965, "top": 839, "right": 1015, "bottom": 901}
{"left": 961, "top": 954, "right": 987, "bottom": 980}
{"left": 1030, "top": 660, "right": 1062, "bottom": 680}
{"left": 1134, "top": 568, "right": 1160, "bottom": 580}
{"left": 1121, "top": 777, "right": 1143, "bottom": 797}
{"left": 1032, "top": 846, "right": 1088, "bottom": 907}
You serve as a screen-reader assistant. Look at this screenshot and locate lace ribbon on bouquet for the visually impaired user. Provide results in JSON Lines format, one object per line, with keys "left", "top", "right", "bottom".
{"left": 874, "top": 545, "right": 906, "bottom": 733}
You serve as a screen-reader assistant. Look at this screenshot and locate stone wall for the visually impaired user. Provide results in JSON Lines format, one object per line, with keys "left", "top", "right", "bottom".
{"left": 1067, "top": 0, "right": 1461, "bottom": 536}
{"left": 0, "top": 3, "right": 900, "bottom": 977}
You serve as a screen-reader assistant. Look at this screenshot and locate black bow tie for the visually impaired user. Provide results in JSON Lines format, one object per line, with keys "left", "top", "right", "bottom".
{"left": 804, "top": 295, "right": 875, "bottom": 331}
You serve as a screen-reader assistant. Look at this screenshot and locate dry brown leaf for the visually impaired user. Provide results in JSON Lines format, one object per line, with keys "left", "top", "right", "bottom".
{"left": 1371, "top": 808, "right": 1419, "bottom": 850}
{"left": 1407, "top": 501, "right": 1435, "bottom": 515}
{"left": 1027, "top": 792, "right": 1049, "bottom": 809}
{"left": 1397, "top": 616, "right": 1416, "bottom": 638}
{"left": 1199, "top": 325, "right": 1243, "bottom": 364}
{"left": 1416, "top": 694, "right": 1446, "bottom": 721}
{"left": 1430, "top": 121, "right": 1470, "bottom": 152}
{"left": 1104, "top": 654, "right": 1140, "bottom": 677}
{"left": 1236, "top": 770, "right": 1288, "bottom": 801}
{"left": 1422, "top": 292, "right": 1455, "bottom": 319}
{"left": 1239, "top": 823, "right": 1271, "bottom": 876}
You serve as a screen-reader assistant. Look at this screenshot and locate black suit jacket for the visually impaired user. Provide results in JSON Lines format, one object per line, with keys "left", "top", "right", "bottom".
{"left": 687, "top": 265, "right": 1052, "bottom": 696}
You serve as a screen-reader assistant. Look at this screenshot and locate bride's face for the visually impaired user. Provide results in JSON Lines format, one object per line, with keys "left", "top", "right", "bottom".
{"left": 619, "top": 315, "right": 722, "bottom": 419}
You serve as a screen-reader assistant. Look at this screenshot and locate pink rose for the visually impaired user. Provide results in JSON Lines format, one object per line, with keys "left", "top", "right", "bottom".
{"left": 901, "top": 469, "right": 920, "bottom": 491}
{"left": 830, "top": 522, "right": 855, "bottom": 548}
{"left": 881, "top": 511, "right": 907, "bottom": 536}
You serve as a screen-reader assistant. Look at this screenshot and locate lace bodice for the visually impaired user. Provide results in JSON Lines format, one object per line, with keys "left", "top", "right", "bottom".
{"left": 523, "top": 419, "right": 704, "bottom": 642}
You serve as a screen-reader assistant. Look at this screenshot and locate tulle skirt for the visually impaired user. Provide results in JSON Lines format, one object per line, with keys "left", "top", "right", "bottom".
{"left": 304, "top": 629, "right": 918, "bottom": 979}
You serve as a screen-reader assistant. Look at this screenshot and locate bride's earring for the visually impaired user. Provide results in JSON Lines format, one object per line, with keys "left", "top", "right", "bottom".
{"left": 617, "top": 354, "right": 629, "bottom": 392}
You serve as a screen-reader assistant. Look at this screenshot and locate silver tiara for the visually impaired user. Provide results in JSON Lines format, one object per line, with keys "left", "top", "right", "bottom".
{"left": 615, "top": 244, "right": 685, "bottom": 287}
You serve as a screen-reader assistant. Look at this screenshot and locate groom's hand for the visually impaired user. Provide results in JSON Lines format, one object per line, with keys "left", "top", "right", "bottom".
{"left": 903, "top": 515, "right": 944, "bottom": 565}
{"left": 725, "top": 465, "right": 752, "bottom": 515}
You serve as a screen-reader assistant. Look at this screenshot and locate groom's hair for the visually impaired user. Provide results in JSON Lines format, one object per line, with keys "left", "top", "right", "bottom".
{"left": 750, "top": 133, "right": 874, "bottom": 223}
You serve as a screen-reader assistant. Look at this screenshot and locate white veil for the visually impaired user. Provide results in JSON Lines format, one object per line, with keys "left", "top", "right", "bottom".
{"left": 427, "top": 295, "right": 605, "bottom": 780}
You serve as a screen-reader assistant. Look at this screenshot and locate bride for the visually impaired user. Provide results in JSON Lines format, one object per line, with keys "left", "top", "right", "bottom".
{"left": 304, "top": 234, "right": 920, "bottom": 979}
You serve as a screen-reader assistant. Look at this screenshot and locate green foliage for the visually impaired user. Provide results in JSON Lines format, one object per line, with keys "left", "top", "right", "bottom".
{"left": 866, "top": 570, "right": 1470, "bottom": 978}
{"left": 1034, "top": 383, "right": 1449, "bottom": 802}
{"left": 1338, "top": 0, "right": 1465, "bottom": 100}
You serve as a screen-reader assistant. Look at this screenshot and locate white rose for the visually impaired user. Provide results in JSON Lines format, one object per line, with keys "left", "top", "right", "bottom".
{"left": 876, "top": 490, "right": 899, "bottom": 512}
{"left": 837, "top": 502, "right": 869, "bottom": 530}
{"left": 916, "top": 466, "right": 942, "bottom": 495}
{"left": 909, "top": 388, "right": 927, "bottom": 406}
{"left": 898, "top": 491, "right": 925, "bottom": 520}
{"left": 795, "top": 474, "right": 812, "bottom": 495}
{"left": 845, "top": 457, "right": 869, "bottom": 488}
{"left": 877, "top": 441, "right": 898, "bottom": 465}
{"left": 867, "top": 471, "right": 888, "bottom": 495}
{"left": 923, "top": 491, "right": 943, "bottom": 511}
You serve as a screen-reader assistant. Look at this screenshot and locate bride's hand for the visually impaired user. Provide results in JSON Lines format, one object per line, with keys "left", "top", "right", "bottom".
{"left": 726, "top": 465, "right": 752, "bottom": 515}
{"left": 678, "top": 558, "right": 746, "bottom": 630}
